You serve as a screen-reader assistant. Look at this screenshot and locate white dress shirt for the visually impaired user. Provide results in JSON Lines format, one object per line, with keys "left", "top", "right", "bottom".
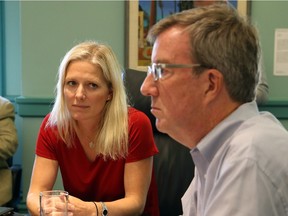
{"left": 182, "top": 101, "right": 288, "bottom": 216}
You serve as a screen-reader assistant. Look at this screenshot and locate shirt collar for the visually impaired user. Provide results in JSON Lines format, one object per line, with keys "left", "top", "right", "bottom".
{"left": 191, "top": 101, "right": 259, "bottom": 170}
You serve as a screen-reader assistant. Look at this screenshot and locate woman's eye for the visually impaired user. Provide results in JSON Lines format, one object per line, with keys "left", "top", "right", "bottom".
{"left": 88, "top": 83, "right": 98, "bottom": 89}
{"left": 66, "top": 81, "right": 76, "bottom": 86}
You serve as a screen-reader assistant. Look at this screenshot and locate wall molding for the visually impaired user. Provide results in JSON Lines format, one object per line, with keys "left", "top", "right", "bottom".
{"left": 15, "top": 96, "right": 54, "bottom": 117}
{"left": 258, "top": 100, "right": 288, "bottom": 120}
{"left": 15, "top": 96, "right": 288, "bottom": 119}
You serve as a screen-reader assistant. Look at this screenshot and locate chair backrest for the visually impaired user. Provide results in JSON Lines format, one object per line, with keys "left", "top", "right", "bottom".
{"left": 124, "top": 69, "right": 194, "bottom": 216}
{"left": 6, "top": 157, "right": 22, "bottom": 210}
{"left": 6, "top": 157, "right": 13, "bottom": 167}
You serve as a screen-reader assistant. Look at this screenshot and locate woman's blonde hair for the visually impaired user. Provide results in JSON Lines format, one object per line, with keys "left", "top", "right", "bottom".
{"left": 47, "top": 40, "right": 128, "bottom": 160}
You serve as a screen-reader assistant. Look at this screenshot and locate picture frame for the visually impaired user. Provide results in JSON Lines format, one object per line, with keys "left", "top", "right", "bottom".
{"left": 125, "top": 0, "right": 251, "bottom": 71}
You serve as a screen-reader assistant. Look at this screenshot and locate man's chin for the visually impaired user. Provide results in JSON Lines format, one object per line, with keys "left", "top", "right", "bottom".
{"left": 156, "top": 119, "right": 167, "bottom": 134}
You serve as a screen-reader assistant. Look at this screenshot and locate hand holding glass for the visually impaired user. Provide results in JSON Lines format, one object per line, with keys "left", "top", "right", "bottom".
{"left": 40, "top": 190, "right": 69, "bottom": 216}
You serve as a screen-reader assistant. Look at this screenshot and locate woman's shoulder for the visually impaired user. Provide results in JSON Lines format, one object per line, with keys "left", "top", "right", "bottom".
{"left": 128, "top": 106, "right": 149, "bottom": 120}
{"left": 128, "top": 107, "right": 152, "bottom": 130}
{"left": 41, "top": 113, "right": 51, "bottom": 124}
{"left": 39, "top": 113, "right": 55, "bottom": 131}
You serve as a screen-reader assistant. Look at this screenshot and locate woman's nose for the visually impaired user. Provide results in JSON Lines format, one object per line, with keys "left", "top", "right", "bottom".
{"left": 75, "top": 85, "right": 86, "bottom": 100}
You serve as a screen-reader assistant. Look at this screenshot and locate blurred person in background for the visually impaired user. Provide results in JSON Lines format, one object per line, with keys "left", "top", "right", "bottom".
{"left": 0, "top": 96, "right": 18, "bottom": 206}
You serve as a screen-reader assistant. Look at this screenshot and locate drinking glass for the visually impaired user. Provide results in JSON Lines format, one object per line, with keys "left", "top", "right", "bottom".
{"left": 40, "top": 190, "right": 69, "bottom": 216}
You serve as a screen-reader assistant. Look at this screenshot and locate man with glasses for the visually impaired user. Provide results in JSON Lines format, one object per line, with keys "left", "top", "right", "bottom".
{"left": 141, "top": 4, "right": 288, "bottom": 216}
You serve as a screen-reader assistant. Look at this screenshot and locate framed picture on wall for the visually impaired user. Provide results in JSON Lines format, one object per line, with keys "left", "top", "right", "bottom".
{"left": 125, "top": 0, "right": 251, "bottom": 71}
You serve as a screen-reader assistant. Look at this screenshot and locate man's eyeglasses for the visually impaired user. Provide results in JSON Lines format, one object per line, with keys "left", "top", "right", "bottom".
{"left": 147, "top": 63, "right": 202, "bottom": 81}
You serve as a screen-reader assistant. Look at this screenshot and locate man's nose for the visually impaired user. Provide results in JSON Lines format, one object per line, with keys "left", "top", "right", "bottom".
{"left": 140, "top": 75, "right": 157, "bottom": 97}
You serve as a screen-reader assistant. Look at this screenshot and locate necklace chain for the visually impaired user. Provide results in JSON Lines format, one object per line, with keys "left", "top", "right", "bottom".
{"left": 75, "top": 125, "right": 97, "bottom": 149}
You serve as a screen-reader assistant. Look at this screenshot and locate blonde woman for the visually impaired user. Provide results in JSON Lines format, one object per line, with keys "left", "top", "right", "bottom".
{"left": 27, "top": 41, "right": 159, "bottom": 216}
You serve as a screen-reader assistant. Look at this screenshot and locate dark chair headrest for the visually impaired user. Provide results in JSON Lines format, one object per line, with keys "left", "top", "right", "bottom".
{"left": 123, "top": 68, "right": 157, "bottom": 132}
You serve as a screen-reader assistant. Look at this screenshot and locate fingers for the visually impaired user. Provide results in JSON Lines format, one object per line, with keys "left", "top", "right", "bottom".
{"left": 67, "top": 203, "right": 75, "bottom": 211}
{"left": 41, "top": 196, "right": 72, "bottom": 215}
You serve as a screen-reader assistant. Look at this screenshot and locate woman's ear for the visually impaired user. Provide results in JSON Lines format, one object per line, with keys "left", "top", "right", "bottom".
{"left": 107, "top": 91, "right": 113, "bottom": 101}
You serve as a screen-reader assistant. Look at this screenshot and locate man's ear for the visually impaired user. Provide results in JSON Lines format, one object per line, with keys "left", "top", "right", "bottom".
{"left": 204, "top": 69, "right": 224, "bottom": 99}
